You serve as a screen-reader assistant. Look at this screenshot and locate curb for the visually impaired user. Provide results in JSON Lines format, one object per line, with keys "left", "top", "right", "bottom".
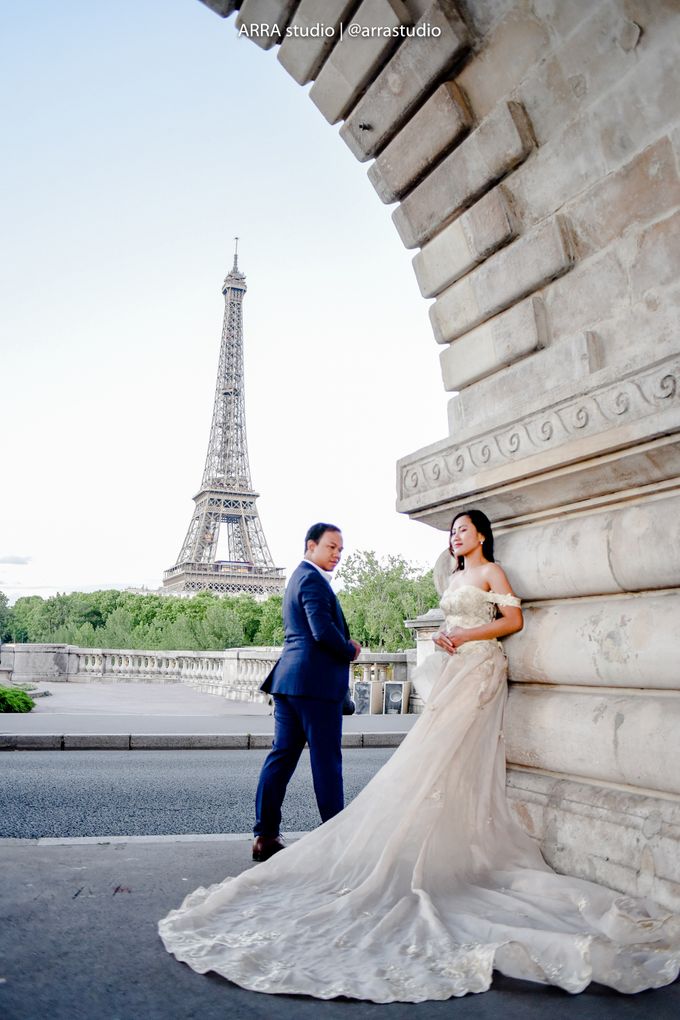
{"left": 0, "top": 732, "right": 407, "bottom": 751}
{"left": 0, "top": 832, "right": 308, "bottom": 847}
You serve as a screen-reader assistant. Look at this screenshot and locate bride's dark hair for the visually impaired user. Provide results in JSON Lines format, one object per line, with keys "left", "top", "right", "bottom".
{"left": 449, "top": 509, "right": 495, "bottom": 572}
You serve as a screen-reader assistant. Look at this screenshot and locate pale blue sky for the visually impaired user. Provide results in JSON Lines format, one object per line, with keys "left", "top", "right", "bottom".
{"left": 1, "top": 0, "right": 449, "bottom": 602}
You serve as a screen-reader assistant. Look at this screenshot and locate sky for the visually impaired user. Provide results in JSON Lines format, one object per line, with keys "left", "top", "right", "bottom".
{"left": 0, "top": 0, "right": 451, "bottom": 603}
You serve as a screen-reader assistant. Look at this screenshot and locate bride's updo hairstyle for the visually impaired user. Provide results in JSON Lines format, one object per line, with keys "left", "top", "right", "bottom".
{"left": 449, "top": 509, "right": 495, "bottom": 572}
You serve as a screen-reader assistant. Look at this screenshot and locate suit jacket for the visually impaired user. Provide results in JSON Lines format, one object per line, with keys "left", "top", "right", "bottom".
{"left": 261, "top": 561, "right": 355, "bottom": 701}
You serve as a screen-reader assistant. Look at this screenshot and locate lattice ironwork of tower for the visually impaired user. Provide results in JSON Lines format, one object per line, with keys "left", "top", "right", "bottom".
{"left": 163, "top": 243, "right": 285, "bottom": 598}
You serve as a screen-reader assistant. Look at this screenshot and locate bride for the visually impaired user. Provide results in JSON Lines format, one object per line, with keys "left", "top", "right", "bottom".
{"left": 158, "top": 509, "right": 680, "bottom": 1001}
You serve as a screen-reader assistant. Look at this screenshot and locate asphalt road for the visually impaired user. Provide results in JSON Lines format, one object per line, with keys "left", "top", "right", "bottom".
{"left": 0, "top": 748, "right": 393, "bottom": 838}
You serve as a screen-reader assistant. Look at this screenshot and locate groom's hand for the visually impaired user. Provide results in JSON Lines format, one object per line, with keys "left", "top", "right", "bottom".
{"left": 349, "top": 639, "right": 362, "bottom": 661}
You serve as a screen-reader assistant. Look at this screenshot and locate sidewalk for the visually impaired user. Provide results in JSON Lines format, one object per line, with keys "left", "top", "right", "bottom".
{"left": 3, "top": 834, "right": 678, "bottom": 1020}
{"left": 0, "top": 681, "right": 416, "bottom": 749}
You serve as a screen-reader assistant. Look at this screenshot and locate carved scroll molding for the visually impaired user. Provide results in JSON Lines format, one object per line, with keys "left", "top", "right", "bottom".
{"left": 399, "top": 354, "right": 680, "bottom": 508}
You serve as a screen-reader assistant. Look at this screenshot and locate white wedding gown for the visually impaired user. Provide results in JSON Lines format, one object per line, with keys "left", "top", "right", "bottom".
{"left": 158, "top": 585, "right": 680, "bottom": 1001}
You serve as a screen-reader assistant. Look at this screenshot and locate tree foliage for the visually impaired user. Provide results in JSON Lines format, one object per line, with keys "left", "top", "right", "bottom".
{"left": 4, "top": 589, "right": 253, "bottom": 652}
{"left": 0, "top": 553, "right": 436, "bottom": 653}
{"left": 0, "top": 591, "right": 11, "bottom": 642}
{"left": 337, "top": 551, "right": 438, "bottom": 652}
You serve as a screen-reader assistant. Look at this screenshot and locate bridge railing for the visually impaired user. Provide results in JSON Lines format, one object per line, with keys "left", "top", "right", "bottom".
{"left": 0, "top": 643, "right": 418, "bottom": 711}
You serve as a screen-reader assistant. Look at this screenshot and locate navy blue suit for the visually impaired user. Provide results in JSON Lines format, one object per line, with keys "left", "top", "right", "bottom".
{"left": 254, "top": 561, "right": 356, "bottom": 837}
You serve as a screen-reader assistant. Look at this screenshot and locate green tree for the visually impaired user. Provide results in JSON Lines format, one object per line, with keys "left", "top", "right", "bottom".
{"left": 156, "top": 614, "right": 203, "bottom": 651}
{"left": 253, "top": 595, "right": 284, "bottom": 646}
{"left": 230, "top": 595, "right": 264, "bottom": 644}
{"left": 7, "top": 595, "right": 44, "bottom": 642}
{"left": 97, "top": 607, "right": 137, "bottom": 648}
{"left": 196, "top": 602, "right": 245, "bottom": 650}
{"left": 0, "top": 591, "right": 11, "bottom": 642}
{"left": 337, "top": 551, "right": 438, "bottom": 652}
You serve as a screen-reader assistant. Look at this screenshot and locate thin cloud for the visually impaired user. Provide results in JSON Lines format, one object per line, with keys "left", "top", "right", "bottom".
{"left": 0, "top": 555, "right": 31, "bottom": 565}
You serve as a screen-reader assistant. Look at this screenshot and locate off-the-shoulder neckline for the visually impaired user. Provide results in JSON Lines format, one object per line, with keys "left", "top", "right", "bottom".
{"left": 444, "top": 583, "right": 516, "bottom": 600}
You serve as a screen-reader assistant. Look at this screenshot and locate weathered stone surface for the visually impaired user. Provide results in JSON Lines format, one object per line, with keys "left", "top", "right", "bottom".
{"left": 368, "top": 81, "right": 470, "bottom": 204}
{"left": 2, "top": 643, "right": 80, "bottom": 682}
{"left": 446, "top": 331, "right": 596, "bottom": 436}
{"left": 565, "top": 138, "right": 680, "bottom": 258}
{"left": 514, "top": 51, "right": 584, "bottom": 151}
{"left": 630, "top": 207, "right": 680, "bottom": 301}
{"left": 277, "top": 0, "right": 355, "bottom": 85}
{"left": 393, "top": 100, "right": 534, "bottom": 248}
{"left": 593, "top": 35, "right": 680, "bottom": 173}
{"left": 439, "top": 295, "right": 546, "bottom": 391}
{"left": 591, "top": 281, "right": 680, "bottom": 378}
{"left": 507, "top": 5, "right": 680, "bottom": 210}
{"left": 504, "top": 111, "right": 608, "bottom": 233}
{"left": 529, "top": 0, "right": 596, "bottom": 43}
{"left": 430, "top": 216, "right": 573, "bottom": 344}
{"left": 309, "top": 0, "right": 411, "bottom": 124}
{"left": 401, "top": 0, "right": 431, "bottom": 17}
{"left": 456, "top": 6, "right": 551, "bottom": 119}
{"left": 524, "top": 3, "right": 671, "bottom": 150}
{"left": 509, "top": 3, "right": 638, "bottom": 151}
{"left": 341, "top": 0, "right": 469, "bottom": 161}
{"left": 506, "top": 770, "right": 680, "bottom": 910}
{"left": 504, "top": 592, "right": 680, "bottom": 691}
{"left": 235, "top": 0, "right": 298, "bottom": 49}
{"left": 199, "top": 0, "right": 241, "bottom": 15}
{"left": 543, "top": 246, "right": 628, "bottom": 345}
{"left": 496, "top": 494, "right": 680, "bottom": 600}
{"left": 505, "top": 685, "right": 680, "bottom": 796}
{"left": 413, "top": 185, "right": 516, "bottom": 297}
{"left": 553, "top": 3, "right": 647, "bottom": 124}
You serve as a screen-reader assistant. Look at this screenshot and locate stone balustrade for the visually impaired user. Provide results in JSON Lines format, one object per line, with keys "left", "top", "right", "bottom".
{"left": 0, "top": 643, "right": 414, "bottom": 712}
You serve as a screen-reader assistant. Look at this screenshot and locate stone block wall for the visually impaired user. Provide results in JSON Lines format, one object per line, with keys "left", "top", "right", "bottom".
{"left": 200, "top": 0, "right": 680, "bottom": 907}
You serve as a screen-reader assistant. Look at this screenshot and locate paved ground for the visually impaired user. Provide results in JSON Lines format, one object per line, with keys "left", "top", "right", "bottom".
{"left": 0, "top": 681, "right": 416, "bottom": 740}
{"left": 2, "top": 682, "right": 678, "bottom": 1017}
{"left": 0, "top": 748, "right": 392, "bottom": 838}
{"left": 2, "top": 835, "right": 678, "bottom": 1020}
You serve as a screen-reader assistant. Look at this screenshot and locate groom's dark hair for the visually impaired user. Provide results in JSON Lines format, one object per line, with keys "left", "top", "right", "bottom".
{"left": 304, "top": 522, "right": 341, "bottom": 550}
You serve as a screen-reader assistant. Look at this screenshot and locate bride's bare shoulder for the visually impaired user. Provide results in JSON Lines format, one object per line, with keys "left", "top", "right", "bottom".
{"left": 482, "top": 562, "right": 515, "bottom": 595}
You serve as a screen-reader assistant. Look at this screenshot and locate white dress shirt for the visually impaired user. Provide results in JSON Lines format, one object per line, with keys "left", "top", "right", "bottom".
{"left": 302, "top": 558, "right": 333, "bottom": 585}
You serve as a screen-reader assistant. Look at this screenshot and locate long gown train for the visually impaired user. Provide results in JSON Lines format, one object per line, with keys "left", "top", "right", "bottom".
{"left": 158, "top": 585, "right": 680, "bottom": 1001}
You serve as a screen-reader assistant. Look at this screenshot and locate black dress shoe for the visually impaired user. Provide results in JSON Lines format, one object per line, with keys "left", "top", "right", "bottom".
{"left": 252, "top": 835, "right": 286, "bottom": 862}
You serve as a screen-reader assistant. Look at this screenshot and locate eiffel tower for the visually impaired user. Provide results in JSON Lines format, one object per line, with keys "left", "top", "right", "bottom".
{"left": 163, "top": 241, "right": 285, "bottom": 598}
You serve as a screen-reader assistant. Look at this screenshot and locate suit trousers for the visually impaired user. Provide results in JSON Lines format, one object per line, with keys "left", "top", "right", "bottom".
{"left": 254, "top": 694, "right": 344, "bottom": 837}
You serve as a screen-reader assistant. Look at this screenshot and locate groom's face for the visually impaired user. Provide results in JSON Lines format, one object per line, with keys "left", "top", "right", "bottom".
{"left": 307, "top": 530, "right": 344, "bottom": 572}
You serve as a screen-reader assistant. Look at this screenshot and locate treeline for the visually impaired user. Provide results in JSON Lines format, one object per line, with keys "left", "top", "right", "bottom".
{"left": 0, "top": 552, "right": 439, "bottom": 653}
{"left": 1, "top": 589, "right": 283, "bottom": 652}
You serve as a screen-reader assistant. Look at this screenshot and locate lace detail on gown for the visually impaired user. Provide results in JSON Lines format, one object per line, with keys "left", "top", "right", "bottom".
{"left": 158, "top": 582, "right": 680, "bottom": 1002}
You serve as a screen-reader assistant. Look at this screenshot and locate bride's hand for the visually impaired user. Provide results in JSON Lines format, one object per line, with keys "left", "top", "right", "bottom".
{"left": 447, "top": 626, "right": 469, "bottom": 648}
{"left": 433, "top": 630, "right": 456, "bottom": 655}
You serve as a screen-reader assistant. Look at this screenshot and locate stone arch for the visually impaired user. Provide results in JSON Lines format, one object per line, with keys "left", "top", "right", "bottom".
{"left": 202, "top": 0, "right": 680, "bottom": 908}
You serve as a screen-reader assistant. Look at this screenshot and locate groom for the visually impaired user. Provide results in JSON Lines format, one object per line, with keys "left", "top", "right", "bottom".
{"left": 253, "top": 523, "right": 362, "bottom": 862}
